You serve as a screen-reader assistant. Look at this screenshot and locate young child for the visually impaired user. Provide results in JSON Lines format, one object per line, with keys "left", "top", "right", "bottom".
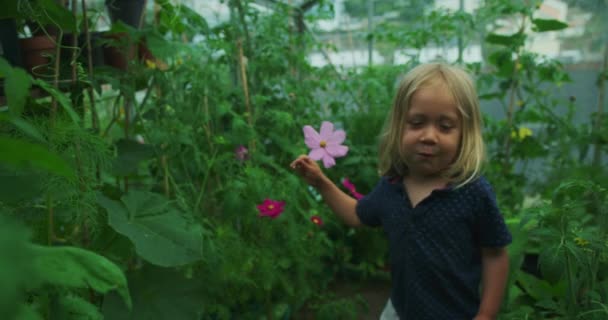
{"left": 291, "top": 62, "right": 512, "bottom": 320}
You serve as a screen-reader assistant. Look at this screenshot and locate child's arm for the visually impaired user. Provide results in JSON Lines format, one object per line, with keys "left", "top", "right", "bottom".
{"left": 475, "top": 247, "right": 509, "bottom": 320}
{"left": 290, "top": 155, "right": 361, "bottom": 227}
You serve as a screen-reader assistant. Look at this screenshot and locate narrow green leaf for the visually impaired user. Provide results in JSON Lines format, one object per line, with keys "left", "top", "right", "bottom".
{"left": 532, "top": 18, "right": 569, "bottom": 32}
{"left": 57, "top": 295, "right": 103, "bottom": 320}
{"left": 0, "top": 114, "right": 46, "bottom": 143}
{"left": 0, "top": 57, "right": 32, "bottom": 116}
{"left": 98, "top": 191, "right": 205, "bottom": 267}
{"left": 0, "top": 136, "right": 75, "bottom": 179}
{"left": 33, "top": 79, "right": 80, "bottom": 124}
{"left": 30, "top": 244, "right": 132, "bottom": 309}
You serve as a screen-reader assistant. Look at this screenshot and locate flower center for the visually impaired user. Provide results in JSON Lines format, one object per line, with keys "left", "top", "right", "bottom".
{"left": 268, "top": 204, "right": 274, "bottom": 210}
{"left": 320, "top": 140, "right": 327, "bottom": 148}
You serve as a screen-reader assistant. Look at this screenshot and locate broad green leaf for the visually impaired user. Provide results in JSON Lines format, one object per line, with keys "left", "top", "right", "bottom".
{"left": 0, "top": 215, "right": 37, "bottom": 319}
{"left": 516, "top": 271, "right": 564, "bottom": 301}
{"left": 36, "top": 0, "right": 78, "bottom": 33}
{"left": 0, "top": 136, "right": 75, "bottom": 179}
{"left": 111, "top": 139, "right": 156, "bottom": 176}
{"left": 30, "top": 244, "right": 131, "bottom": 309}
{"left": 97, "top": 191, "right": 205, "bottom": 267}
{"left": 102, "top": 265, "right": 205, "bottom": 320}
{"left": 0, "top": 57, "right": 32, "bottom": 116}
{"left": 485, "top": 33, "right": 525, "bottom": 47}
{"left": 0, "top": 2, "right": 18, "bottom": 19}
{"left": 13, "top": 304, "right": 44, "bottom": 320}
{"left": 532, "top": 18, "right": 569, "bottom": 32}
{"left": 57, "top": 295, "right": 103, "bottom": 320}
{"left": 0, "top": 167, "right": 45, "bottom": 204}
{"left": 33, "top": 79, "right": 81, "bottom": 124}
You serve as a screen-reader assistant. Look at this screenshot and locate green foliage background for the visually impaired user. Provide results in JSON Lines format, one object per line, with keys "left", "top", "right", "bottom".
{"left": 0, "top": 0, "right": 606, "bottom": 319}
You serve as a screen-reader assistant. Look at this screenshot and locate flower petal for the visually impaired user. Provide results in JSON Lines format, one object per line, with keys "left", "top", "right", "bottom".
{"left": 352, "top": 191, "right": 364, "bottom": 200}
{"left": 325, "top": 145, "right": 348, "bottom": 158}
{"left": 319, "top": 121, "right": 334, "bottom": 139}
{"left": 321, "top": 153, "right": 336, "bottom": 168}
{"left": 308, "top": 148, "right": 325, "bottom": 161}
{"left": 342, "top": 178, "right": 356, "bottom": 191}
{"left": 327, "top": 129, "right": 346, "bottom": 145}
{"left": 303, "top": 125, "right": 321, "bottom": 149}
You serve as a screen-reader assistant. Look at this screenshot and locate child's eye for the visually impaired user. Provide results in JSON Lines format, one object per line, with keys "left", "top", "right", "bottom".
{"left": 408, "top": 122, "right": 423, "bottom": 128}
{"left": 408, "top": 119, "right": 424, "bottom": 126}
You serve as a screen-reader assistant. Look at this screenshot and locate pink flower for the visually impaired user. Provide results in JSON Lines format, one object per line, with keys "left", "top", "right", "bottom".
{"left": 257, "top": 199, "right": 285, "bottom": 218}
{"left": 235, "top": 145, "right": 249, "bottom": 162}
{"left": 310, "top": 215, "right": 324, "bottom": 226}
{"left": 342, "top": 178, "right": 364, "bottom": 200}
{"left": 303, "top": 121, "right": 348, "bottom": 168}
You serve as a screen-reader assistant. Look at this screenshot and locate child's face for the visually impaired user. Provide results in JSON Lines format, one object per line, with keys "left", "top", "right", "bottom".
{"left": 401, "top": 83, "right": 462, "bottom": 178}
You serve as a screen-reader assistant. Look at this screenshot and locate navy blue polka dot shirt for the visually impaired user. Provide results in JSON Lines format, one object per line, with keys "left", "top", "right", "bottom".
{"left": 356, "top": 176, "right": 512, "bottom": 320}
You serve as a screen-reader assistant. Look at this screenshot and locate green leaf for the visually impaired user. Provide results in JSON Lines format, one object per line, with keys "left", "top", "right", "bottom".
{"left": 13, "top": 304, "right": 44, "bottom": 320}
{"left": 516, "top": 271, "right": 563, "bottom": 301}
{"left": 57, "top": 295, "right": 103, "bottom": 320}
{"left": 532, "top": 19, "right": 569, "bottom": 32}
{"left": 30, "top": 244, "right": 131, "bottom": 309}
{"left": 102, "top": 265, "right": 205, "bottom": 320}
{"left": 0, "top": 2, "right": 18, "bottom": 19}
{"left": 0, "top": 214, "right": 37, "bottom": 319}
{"left": 485, "top": 33, "right": 525, "bottom": 47}
{"left": 538, "top": 245, "right": 565, "bottom": 284}
{"left": 97, "top": 191, "right": 205, "bottom": 267}
{"left": 0, "top": 167, "right": 45, "bottom": 204}
{"left": 0, "top": 136, "right": 76, "bottom": 179}
{"left": 36, "top": 0, "right": 78, "bottom": 33}
{"left": 0, "top": 57, "right": 32, "bottom": 116}
{"left": 33, "top": 79, "right": 80, "bottom": 124}
{"left": 111, "top": 139, "right": 156, "bottom": 176}
{"left": 0, "top": 114, "right": 46, "bottom": 143}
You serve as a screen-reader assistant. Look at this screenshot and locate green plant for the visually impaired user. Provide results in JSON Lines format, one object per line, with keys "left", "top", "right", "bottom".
{"left": 503, "top": 181, "right": 608, "bottom": 319}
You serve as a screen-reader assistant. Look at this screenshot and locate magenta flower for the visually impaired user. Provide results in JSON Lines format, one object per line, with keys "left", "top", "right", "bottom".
{"left": 235, "top": 145, "right": 249, "bottom": 162}
{"left": 310, "top": 215, "right": 324, "bottom": 226}
{"left": 303, "top": 121, "right": 348, "bottom": 168}
{"left": 257, "top": 199, "right": 285, "bottom": 218}
{"left": 342, "top": 178, "right": 364, "bottom": 200}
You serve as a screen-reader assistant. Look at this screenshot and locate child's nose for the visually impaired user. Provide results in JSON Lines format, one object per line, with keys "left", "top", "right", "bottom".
{"left": 419, "top": 126, "right": 438, "bottom": 143}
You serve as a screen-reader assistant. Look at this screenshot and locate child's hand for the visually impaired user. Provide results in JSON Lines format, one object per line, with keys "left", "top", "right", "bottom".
{"left": 290, "top": 155, "right": 327, "bottom": 189}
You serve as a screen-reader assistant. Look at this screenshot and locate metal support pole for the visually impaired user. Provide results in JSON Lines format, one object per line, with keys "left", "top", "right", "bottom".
{"left": 367, "top": 0, "right": 373, "bottom": 66}
{"left": 457, "top": 0, "right": 464, "bottom": 63}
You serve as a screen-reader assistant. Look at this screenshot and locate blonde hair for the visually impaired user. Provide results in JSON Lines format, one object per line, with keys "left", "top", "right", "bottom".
{"left": 378, "top": 62, "right": 485, "bottom": 188}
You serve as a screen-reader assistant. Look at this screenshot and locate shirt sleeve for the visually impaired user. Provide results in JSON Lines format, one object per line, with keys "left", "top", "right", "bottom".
{"left": 474, "top": 178, "right": 512, "bottom": 248}
{"left": 355, "top": 178, "right": 385, "bottom": 227}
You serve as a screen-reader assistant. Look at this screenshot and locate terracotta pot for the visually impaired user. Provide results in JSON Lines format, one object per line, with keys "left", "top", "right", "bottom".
{"left": 19, "top": 35, "right": 56, "bottom": 77}
{"left": 102, "top": 32, "right": 138, "bottom": 70}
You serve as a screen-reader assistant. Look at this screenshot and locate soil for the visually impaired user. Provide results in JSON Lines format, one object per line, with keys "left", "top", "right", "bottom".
{"left": 294, "top": 278, "right": 392, "bottom": 319}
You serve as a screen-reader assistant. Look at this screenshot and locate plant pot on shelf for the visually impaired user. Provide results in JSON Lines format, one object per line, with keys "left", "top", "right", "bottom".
{"left": 19, "top": 35, "right": 56, "bottom": 78}
{"left": 102, "top": 32, "right": 138, "bottom": 71}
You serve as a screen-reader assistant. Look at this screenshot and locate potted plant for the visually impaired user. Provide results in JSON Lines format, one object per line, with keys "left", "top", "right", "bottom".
{"left": 7, "top": 0, "right": 77, "bottom": 78}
